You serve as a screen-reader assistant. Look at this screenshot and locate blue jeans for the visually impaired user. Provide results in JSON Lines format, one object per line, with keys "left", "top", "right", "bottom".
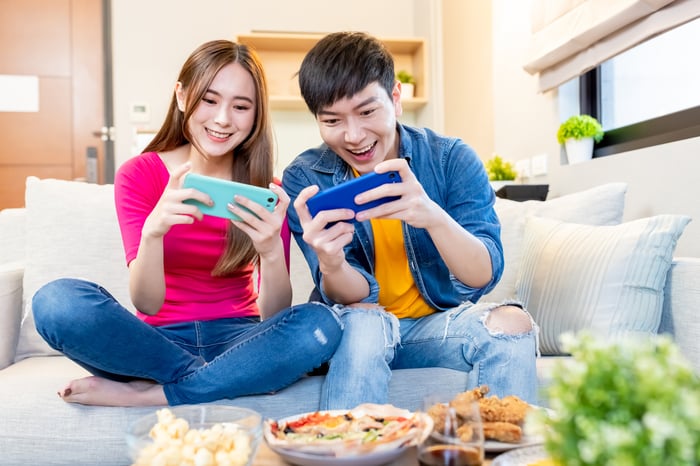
{"left": 320, "top": 302, "right": 538, "bottom": 410}
{"left": 32, "top": 278, "right": 342, "bottom": 405}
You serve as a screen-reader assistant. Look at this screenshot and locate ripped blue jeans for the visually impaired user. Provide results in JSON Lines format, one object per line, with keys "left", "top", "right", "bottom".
{"left": 320, "top": 301, "right": 538, "bottom": 410}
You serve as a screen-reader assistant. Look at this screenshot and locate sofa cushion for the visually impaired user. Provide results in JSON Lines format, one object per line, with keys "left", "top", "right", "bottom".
{"left": 483, "top": 182, "right": 627, "bottom": 303}
{"left": 516, "top": 214, "right": 691, "bottom": 355}
{"left": 659, "top": 257, "right": 700, "bottom": 374}
{"left": 14, "top": 177, "right": 134, "bottom": 362}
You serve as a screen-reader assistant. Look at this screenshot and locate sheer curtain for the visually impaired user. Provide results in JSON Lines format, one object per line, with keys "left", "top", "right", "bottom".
{"left": 524, "top": 0, "right": 700, "bottom": 92}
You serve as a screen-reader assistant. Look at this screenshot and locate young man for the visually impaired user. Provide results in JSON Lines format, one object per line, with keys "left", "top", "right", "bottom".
{"left": 282, "top": 31, "right": 538, "bottom": 410}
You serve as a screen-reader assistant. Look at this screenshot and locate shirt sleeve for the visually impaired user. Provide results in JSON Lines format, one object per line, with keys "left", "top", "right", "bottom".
{"left": 114, "top": 154, "right": 168, "bottom": 265}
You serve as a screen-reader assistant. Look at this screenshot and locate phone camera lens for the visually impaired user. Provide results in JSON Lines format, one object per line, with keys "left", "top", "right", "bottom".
{"left": 267, "top": 197, "right": 274, "bottom": 203}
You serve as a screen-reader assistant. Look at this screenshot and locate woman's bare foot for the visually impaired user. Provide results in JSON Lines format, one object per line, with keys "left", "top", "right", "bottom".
{"left": 58, "top": 376, "right": 167, "bottom": 406}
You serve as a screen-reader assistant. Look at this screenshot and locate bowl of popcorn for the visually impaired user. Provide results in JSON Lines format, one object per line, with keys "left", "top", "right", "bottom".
{"left": 126, "top": 405, "right": 263, "bottom": 466}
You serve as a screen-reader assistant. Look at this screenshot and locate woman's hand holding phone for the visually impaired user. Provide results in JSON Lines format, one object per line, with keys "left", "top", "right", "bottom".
{"left": 142, "top": 163, "right": 208, "bottom": 239}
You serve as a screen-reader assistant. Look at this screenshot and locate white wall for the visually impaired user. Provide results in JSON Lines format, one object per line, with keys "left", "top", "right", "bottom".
{"left": 110, "top": 0, "right": 430, "bottom": 177}
{"left": 487, "top": 0, "right": 700, "bottom": 257}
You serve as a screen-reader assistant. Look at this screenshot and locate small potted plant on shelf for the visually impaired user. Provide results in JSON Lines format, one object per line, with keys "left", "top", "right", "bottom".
{"left": 557, "top": 114, "right": 604, "bottom": 165}
{"left": 485, "top": 154, "right": 549, "bottom": 201}
{"left": 485, "top": 154, "right": 517, "bottom": 185}
{"left": 396, "top": 70, "right": 415, "bottom": 99}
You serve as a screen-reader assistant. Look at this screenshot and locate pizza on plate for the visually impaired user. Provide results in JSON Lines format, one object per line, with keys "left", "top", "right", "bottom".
{"left": 264, "top": 403, "right": 432, "bottom": 457}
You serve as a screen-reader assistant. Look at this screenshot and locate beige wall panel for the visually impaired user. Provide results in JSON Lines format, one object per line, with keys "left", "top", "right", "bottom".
{"left": 441, "top": 0, "right": 494, "bottom": 160}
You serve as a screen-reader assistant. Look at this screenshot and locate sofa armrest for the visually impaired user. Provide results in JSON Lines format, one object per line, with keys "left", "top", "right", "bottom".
{"left": 0, "top": 208, "right": 26, "bottom": 264}
{"left": 660, "top": 257, "right": 700, "bottom": 374}
{"left": 0, "top": 261, "right": 24, "bottom": 369}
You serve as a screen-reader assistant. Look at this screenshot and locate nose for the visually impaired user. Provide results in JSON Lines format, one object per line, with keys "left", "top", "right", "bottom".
{"left": 344, "top": 118, "right": 363, "bottom": 144}
{"left": 214, "top": 104, "right": 232, "bottom": 126}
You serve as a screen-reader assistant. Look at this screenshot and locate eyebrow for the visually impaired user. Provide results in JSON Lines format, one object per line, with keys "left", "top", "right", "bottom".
{"left": 317, "top": 95, "right": 377, "bottom": 116}
{"left": 205, "top": 88, "right": 254, "bottom": 104}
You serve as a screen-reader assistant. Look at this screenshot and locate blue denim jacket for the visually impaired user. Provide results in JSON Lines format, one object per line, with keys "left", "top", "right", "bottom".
{"left": 282, "top": 124, "right": 503, "bottom": 311}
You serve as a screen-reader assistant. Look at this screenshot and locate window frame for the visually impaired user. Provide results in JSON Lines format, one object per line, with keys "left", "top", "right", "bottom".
{"left": 580, "top": 68, "right": 700, "bottom": 158}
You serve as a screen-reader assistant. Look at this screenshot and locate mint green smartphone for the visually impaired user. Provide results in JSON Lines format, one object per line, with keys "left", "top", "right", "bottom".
{"left": 183, "top": 173, "right": 278, "bottom": 221}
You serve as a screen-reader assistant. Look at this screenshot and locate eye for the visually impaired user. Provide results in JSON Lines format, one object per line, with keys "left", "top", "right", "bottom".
{"left": 202, "top": 98, "right": 216, "bottom": 105}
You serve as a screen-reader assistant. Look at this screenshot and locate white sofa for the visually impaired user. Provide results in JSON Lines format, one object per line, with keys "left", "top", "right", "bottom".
{"left": 1, "top": 177, "right": 698, "bottom": 466}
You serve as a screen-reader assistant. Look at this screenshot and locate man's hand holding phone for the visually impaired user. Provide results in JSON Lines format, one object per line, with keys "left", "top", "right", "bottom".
{"left": 306, "top": 170, "right": 401, "bottom": 218}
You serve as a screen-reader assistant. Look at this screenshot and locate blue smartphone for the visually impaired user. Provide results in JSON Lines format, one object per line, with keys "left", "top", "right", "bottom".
{"left": 306, "top": 171, "right": 401, "bottom": 218}
{"left": 183, "top": 173, "right": 278, "bottom": 221}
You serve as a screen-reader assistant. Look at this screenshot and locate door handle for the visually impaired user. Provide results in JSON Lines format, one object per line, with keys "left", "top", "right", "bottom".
{"left": 92, "top": 126, "right": 116, "bottom": 141}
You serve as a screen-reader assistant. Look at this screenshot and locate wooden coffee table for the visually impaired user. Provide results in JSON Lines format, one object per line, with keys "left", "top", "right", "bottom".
{"left": 252, "top": 443, "right": 495, "bottom": 465}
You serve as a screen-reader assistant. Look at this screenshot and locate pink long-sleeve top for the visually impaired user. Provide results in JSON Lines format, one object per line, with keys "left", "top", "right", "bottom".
{"left": 114, "top": 152, "right": 290, "bottom": 326}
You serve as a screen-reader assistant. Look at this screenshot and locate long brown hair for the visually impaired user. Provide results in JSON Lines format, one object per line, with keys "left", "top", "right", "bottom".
{"left": 144, "top": 40, "right": 274, "bottom": 275}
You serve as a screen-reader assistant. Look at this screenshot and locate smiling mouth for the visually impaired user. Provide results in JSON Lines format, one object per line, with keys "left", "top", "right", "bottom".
{"left": 348, "top": 142, "right": 376, "bottom": 156}
{"left": 206, "top": 128, "right": 232, "bottom": 139}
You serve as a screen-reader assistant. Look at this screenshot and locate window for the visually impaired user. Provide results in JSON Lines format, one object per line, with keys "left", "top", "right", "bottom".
{"left": 560, "top": 17, "right": 700, "bottom": 157}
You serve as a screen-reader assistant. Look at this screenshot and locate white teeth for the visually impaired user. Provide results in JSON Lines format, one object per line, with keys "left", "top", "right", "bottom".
{"left": 350, "top": 143, "right": 375, "bottom": 154}
{"left": 207, "top": 129, "right": 231, "bottom": 138}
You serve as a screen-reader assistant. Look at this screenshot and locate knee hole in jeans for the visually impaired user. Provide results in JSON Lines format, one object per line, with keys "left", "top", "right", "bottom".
{"left": 483, "top": 305, "right": 532, "bottom": 335}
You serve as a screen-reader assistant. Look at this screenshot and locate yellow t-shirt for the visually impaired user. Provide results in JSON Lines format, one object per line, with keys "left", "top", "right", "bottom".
{"left": 370, "top": 217, "right": 434, "bottom": 319}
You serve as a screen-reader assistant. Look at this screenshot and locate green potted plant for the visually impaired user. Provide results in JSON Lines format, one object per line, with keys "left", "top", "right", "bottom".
{"left": 557, "top": 114, "right": 604, "bottom": 165}
{"left": 530, "top": 332, "right": 700, "bottom": 465}
{"left": 396, "top": 70, "right": 415, "bottom": 99}
{"left": 484, "top": 154, "right": 517, "bottom": 182}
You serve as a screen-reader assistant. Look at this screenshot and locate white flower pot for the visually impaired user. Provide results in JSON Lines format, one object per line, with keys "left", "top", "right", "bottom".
{"left": 400, "top": 83, "right": 414, "bottom": 100}
{"left": 564, "top": 137, "right": 594, "bottom": 164}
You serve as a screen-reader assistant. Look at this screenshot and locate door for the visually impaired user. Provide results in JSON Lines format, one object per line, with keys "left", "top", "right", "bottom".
{"left": 0, "top": 0, "right": 109, "bottom": 209}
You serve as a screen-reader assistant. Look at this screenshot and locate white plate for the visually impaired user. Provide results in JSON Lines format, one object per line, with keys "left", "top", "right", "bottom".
{"left": 492, "top": 445, "right": 549, "bottom": 466}
{"left": 266, "top": 444, "right": 410, "bottom": 466}
{"left": 483, "top": 403, "right": 551, "bottom": 452}
{"left": 485, "top": 432, "right": 544, "bottom": 453}
{"left": 263, "top": 405, "right": 431, "bottom": 466}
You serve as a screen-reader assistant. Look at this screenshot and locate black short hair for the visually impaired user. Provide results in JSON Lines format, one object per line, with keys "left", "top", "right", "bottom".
{"left": 298, "top": 32, "right": 395, "bottom": 115}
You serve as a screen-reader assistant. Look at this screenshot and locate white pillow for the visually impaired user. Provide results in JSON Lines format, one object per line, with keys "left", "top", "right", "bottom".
{"left": 14, "top": 177, "right": 134, "bottom": 362}
{"left": 483, "top": 183, "right": 627, "bottom": 303}
{"left": 516, "top": 215, "right": 691, "bottom": 355}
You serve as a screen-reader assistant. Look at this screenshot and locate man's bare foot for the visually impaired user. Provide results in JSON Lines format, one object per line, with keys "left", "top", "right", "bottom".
{"left": 58, "top": 376, "right": 167, "bottom": 407}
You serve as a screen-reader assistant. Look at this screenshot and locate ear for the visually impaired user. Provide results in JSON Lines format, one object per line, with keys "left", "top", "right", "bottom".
{"left": 392, "top": 81, "right": 403, "bottom": 118}
{"left": 175, "top": 82, "right": 186, "bottom": 112}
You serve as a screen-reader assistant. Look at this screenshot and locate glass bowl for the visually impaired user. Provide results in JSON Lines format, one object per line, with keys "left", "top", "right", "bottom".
{"left": 126, "top": 404, "right": 262, "bottom": 466}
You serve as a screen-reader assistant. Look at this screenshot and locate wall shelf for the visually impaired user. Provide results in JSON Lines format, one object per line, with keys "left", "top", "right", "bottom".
{"left": 235, "top": 32, "right": 429, "bottom": 112}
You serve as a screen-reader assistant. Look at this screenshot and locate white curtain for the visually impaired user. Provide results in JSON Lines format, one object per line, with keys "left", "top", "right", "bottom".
{"left": 524, "top": 0, "right": 700, "bottom": 92}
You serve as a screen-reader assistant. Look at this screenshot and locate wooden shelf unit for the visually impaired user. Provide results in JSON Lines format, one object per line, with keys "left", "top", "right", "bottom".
{"left": 235, "top": 32, "right": 428, "bottom": 111}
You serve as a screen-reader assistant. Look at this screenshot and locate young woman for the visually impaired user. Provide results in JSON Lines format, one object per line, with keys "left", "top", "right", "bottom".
{"left": 32, "top": 40, "right": 341, "bottom": 407}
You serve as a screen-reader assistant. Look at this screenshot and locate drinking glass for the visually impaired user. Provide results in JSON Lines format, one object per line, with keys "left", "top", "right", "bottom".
{"left": 418, "top": 394, "right": 485, "bottom": 466}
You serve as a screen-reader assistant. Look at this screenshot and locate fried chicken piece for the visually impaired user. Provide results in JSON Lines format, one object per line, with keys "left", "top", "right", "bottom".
{"left": 426, "top": 402, "right": 449, "bottom": 434}
{"left": 456, "top": 423, "right": 475, "bottom": 442}
{"left": 482, "top": 421, "right": 523, "bottom": 443}
{"left": 478, "top": 394, "right": 531, "bottom": 424}
{"left": 449, "top": 385, "right": 489, "bottom": 419}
